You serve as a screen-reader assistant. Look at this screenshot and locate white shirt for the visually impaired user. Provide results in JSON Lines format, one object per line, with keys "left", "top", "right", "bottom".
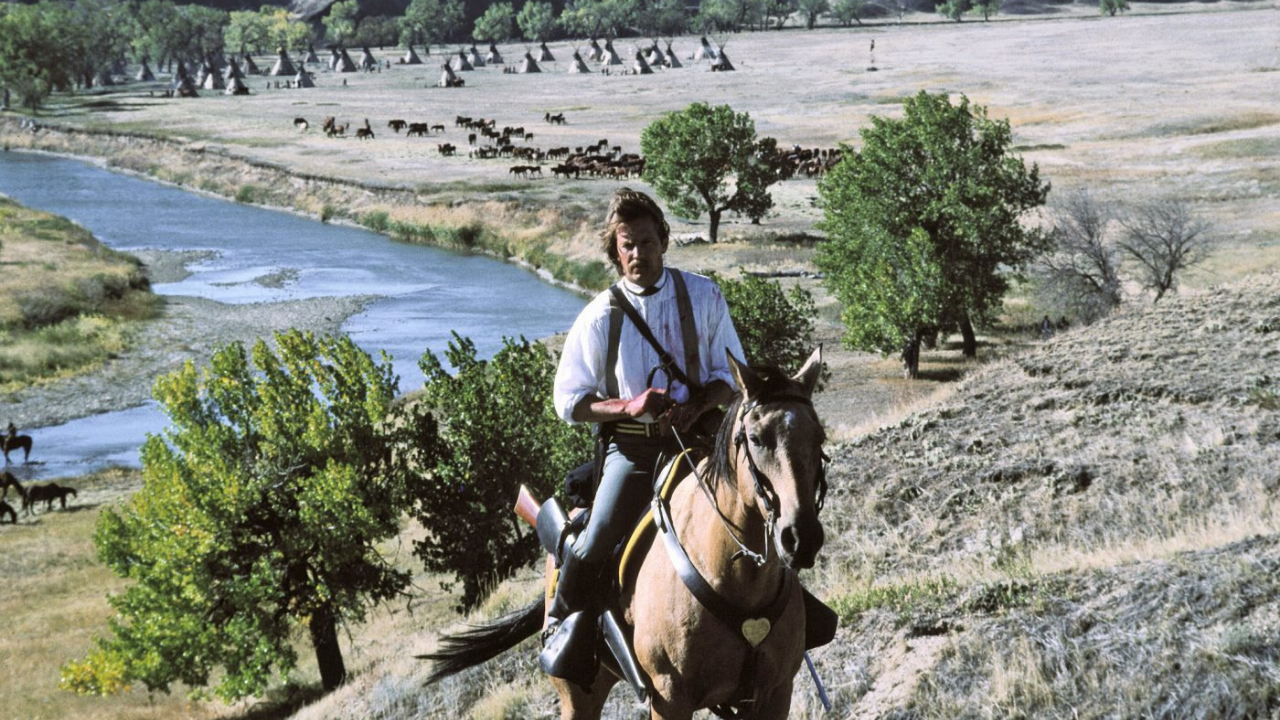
{"left": 554, "top": 268, "right": 745, "bottom": 423}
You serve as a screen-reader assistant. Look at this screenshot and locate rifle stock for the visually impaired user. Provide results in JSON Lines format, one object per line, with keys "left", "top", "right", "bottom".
{"left": 514, "top": 484, "right": 540, "bottom": 529}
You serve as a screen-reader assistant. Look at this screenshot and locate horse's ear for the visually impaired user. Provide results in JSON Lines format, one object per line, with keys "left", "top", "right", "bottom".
{"left": 727, "top": 350, "right": 760, "bottom": 399}
{"left": 793, "top": 346, "right": 822, "bottom": 397}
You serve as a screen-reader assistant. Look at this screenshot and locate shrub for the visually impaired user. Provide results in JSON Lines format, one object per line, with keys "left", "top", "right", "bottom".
{"left": 361, "top": 209, "right": 390, "bottom": 234}
{"left": 713, "top": 272, "right": 826, "bottom": 385}
{"left": 234, "top": 184, "right": 260, "bottom": 204}
{"left": 320, "top": 204, "right": 338, "bottom": 223}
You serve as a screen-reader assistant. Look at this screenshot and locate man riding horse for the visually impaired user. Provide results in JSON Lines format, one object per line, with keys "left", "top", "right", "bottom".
{"left": 545, "top": 188, "right": 745, "bottom": 687}
{"left": 3, "top": 422, "right": 33, "bottom": 464}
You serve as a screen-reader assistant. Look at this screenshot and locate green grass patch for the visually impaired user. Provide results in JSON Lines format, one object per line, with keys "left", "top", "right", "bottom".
{"left": 1192, "top": 136, "right": 1280, "bottom": 160}
{"left": 832, "top": 574, "right": 1051, "bottom": 625}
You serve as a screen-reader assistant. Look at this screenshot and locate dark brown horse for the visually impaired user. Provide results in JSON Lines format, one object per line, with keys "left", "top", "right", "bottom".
{"left": 0, "top": 471, "right": 23, "bottom": 503}
{"left": 24, "top": 483, "right": 76, "bottom": 514}
{"left": 422, "top": 350, "right": 829, "bottom": 719}
{"left": 2, "top": 434, "right": 32, "bottom": 463}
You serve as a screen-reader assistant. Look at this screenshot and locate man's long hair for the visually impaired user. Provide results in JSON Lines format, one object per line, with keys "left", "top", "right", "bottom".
{"left": 600, "top": 187, "right": 671, "bottom": 272}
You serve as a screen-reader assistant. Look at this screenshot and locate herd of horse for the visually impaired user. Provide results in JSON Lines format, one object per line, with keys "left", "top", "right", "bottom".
{"left": 1, "top": 470, "right": 77, "bottom": 524}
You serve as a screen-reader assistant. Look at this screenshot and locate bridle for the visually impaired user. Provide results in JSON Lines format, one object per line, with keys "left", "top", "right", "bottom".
{"left": 673, "top": 392, "right": 830, "bottom": 568}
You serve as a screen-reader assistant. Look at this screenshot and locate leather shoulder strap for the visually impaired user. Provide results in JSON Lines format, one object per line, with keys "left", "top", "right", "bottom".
{"left": 669, "top": 270, "right": 701, "bottom": 388}
{"left": 608, "top": 284, "right": 696, "bottom": 389}
{"left": 606, "top": 290, "right": 624, "bottom": 399}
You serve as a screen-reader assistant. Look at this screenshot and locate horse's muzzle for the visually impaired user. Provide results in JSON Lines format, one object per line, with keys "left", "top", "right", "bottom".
{"left": 778, "top": 517, "right": 824, "bottom": 569}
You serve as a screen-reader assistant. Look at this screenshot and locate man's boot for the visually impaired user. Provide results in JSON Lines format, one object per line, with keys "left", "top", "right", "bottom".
{"left": 539, "top": 550, "right": 604, "bottom": 689}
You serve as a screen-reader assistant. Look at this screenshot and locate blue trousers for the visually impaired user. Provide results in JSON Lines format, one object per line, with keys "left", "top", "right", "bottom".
{"left": 570, "top": 434, "right": 676, "bottom": 564}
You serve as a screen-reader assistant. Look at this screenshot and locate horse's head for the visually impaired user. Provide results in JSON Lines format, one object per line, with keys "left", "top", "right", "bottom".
{"left": 721, "top": 348, "right": 827, "bottom": 570}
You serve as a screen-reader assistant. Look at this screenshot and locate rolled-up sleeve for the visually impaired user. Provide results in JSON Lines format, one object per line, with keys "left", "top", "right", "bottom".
{"left": 554, "top": 301, "right": 607, "bottom": 423}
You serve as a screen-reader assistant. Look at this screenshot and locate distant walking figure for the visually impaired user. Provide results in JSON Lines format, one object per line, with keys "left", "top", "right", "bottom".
{"left": 3, "top": 423, "right": 33, "bottom": 463}
{"left": 1040, "top": 315, "right": 1054, "bottom": 340}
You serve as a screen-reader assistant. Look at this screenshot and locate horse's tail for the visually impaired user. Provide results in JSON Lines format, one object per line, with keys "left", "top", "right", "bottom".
{"left": 418, "top": 597, "right": 543, "bottom": 685}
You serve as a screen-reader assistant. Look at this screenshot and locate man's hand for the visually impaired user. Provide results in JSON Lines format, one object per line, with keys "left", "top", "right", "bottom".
{"left": 666, "top": 400, "right": 704, "bottom": 433}
{"left": 624, "top": 388, "right": 672, "bottom": 419}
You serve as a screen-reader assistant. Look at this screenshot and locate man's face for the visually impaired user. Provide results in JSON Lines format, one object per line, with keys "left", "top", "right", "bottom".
{"left": 615, "top": 216, "right": 667, "bottom": 288}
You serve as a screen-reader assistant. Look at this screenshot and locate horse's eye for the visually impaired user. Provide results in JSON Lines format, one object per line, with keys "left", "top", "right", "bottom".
{"left": 748, "top": 433, "right": 763, "bottom": 447}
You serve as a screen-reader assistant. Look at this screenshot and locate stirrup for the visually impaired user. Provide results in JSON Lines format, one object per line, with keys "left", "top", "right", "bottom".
{"left": 538, "top": 611, "right": 600, "bottom": 689}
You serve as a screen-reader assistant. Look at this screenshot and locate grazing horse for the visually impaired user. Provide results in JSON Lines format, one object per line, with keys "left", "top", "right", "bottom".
{"left": 2, "top": 434, "right": 32, "bottom": 463}
{"left": 0, "top": 500, "right": 15, "bottom": 524}
{"left": 293, "top": 117, "right": 308, "bottom": 132}
{"left": 23, "top": 482, "right": 77, "bottom": 514}
{"left": 423, "top": 350, "right": 831, "bottom": 720}
{"left": 1, "top": 471, "right": 23, "bottom": 504}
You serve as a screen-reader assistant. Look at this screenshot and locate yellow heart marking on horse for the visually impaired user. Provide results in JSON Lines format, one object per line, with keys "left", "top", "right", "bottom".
{"left": 741, "top": 618, "right": 771, "bottom": 647}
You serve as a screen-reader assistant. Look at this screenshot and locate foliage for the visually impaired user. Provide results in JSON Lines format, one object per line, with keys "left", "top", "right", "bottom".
{"left": 224, "top": 11, "right": 269, "bottom": 54}
{"left": 936, "top": 0, "right": 969, "bottom": 21}
{"left": 323, "top": 0, "right": 359, "bottom": 45}
{"left": 796, "top": 0, "right": 830, "bottom": 29}
{"left": 713, "top": 272, "right": 825, "bottom": 384}
{"left": 399, "top": 0, "right": 464, "bottom": 48}
{"left": 830, "top": 0, "right": 865, "bottom": 25}
{"left": 353, "top": 15, "right": 401, "bottom": 48}
{"left": 816, "top": 91, "right": 1049, "bottom": 373}
{"left": 1117, "top": 198, "right": 1213, "bottom": 303}
{"left": 972, "top": 0, "right": 1001, "bottom": 20}
{"left": 1100, "top": 0, "right": 1129, "bottom": 15}
{"left": 1034, "top": 189, "right": 1123, "bottom": 324}
{"left": 409, "top": 334, "right": 591, "bottom": 612}
{"left": 517, "top": 0, "right": 558, "bottom": 41}
{"left": 635, "top": 0, "right": 688, "bottom": 37}
{"left": 226, "top": 8, "right": 310, "bottom": 55}
{"left": 64, "top": 0, "right": 134, "bottom": 89}
{"left": 559, "top": 0, "right": 637, "bottom": 38}
{"left": 640, "top": 102, "right": 784, "bottom": 243}
{"left": 696, "top": 0, "right": 766, "bottom": 32}
{"left": 63, "top": 332, "right": 423, "bottom": 699}
{"left": 0, "top": 2, "right": 74, "bottom": 111}
{"left": 473, "top": 2, "right": 515, "bottom": 43}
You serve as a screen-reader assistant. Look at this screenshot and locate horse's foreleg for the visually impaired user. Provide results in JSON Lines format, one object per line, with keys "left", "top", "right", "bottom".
{"left": 550, "top": 675, "right": 613, "bottom": 720}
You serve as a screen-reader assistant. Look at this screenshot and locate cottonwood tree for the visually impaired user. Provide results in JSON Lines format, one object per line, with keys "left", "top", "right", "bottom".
{"left": 817, "top": 91, "right": 1049, "bottom": 378}
{"left": 937, "top": 0, "right": 969, "bottom": 21}
{"left": 323, "top": 0, "right": 358, "bottom": 45}
{"left": 408, "top": 334, "right": 591, "bottom": 612}
{"left": 0, "top": 3, "right": 73, "bottom": 112}
{"left": 796, "top": 0, "right": 830, "bottom": 28}
{"left": 63, "top": 332, "right": 426, "bottom": 699}
{"left": 830, "top": 0, "right": 865, "bottom": 25}
{"left": 517, "top": 0, "right": 558, "bottom": 41}
{"left": 1118, "top": 199, "right": 1213, "bottom": 303}
{"left": 399, "top": 0, "right": 464, "bottom": 50}
{"left": 1100, "top": 0, "right": 1129, "bottom": 15}
{"left": 473, "top": 2, "right": 515, "bottom": 44}
{"left": 1035, "top": 189, "right": 1123, "bottom": 323}
{"left": 641, "top": 102, "right": 784, "bottom": 243}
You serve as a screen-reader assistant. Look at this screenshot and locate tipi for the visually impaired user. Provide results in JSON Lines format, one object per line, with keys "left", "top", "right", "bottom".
{"left": 518, "top": 51, "right": 542, "bottom": 73}
{"left": 225, "top": 74, "right": 250, "bottom": 95}
{"left": 359, "top": 47, "right": 377, "bottom": 71}
{"left": 467, "top": 44, "right": 485, "bottom": 67}
{"left": 602, "top": 38, "right": 623, "bottom": 65}
{"left": 486, "top": 43, "right": 503, "bottom": 64}
{"left": 269, "top": 47, "right": 296, "bottom": 76}
{"left": 665, "top": 41, "right": 682, "bottom": 69}
{"left": 335, "top": 47, "right": 357, "bottom": 72}
{"left": 693, "top": 36, "right": 718, "bottom": 61}
{"left": 202, "top": 61, "right": 225, "bottom": 89}
{"left": 438, "top": 62, "right": 461, "bottom": 87}
{"left": 710, "top": 41, "right": 734, "bottom": 71}
{"left": 568, "top": 49, "right": 590, "bottom": 74}
{"left": 538, "top": 41, "right": 555, "bottom": 62}
{"left": 171, "top": 60, "right": 198, "bottom": 97}
{"left": 294, "top": 69, "right": 315, "bottom": 88}
{"left": 243, "top": 54, "right": 262, "bottom": 75}
{"left": 403, "top": 45, "right": 423, "bottom": 64}
{"left": 305, "top": 44, "right": 320, "bottom": 63}
{"left": 587, "top": 38, "right": 604, "bottom": 61}
{"left": 452, "top": 49, "right": 473, "bottom": 71}
{"left": 632, "top": 50, "right": 653, "bottom": 75}
{"left": 136, "top": 58, "right": 156, "bottom": 82}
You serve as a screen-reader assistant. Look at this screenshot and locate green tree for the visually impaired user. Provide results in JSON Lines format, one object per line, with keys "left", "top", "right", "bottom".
{"left": 323, "top": 0, "right": 359, "bottom": 45}
{"left": 354, "top": 15, "right": 401, "bottom": 47}
{"left": 0, "top": 3, "right": 73, "bottom": 111}
{"left": 399, "top": 0, "right": 464, "bottom": 49}
{"left": 408, "top": 334, "right": 591, "bottom": 612}
{"left": 127, "top": 0, "right": 180, "bottom": 69}
{"left": 172, "top": 5, "right": 228, "bottom": 65}
{"left": 517, "top": 0, "right": 558, "bottom": 41}
{"left": 714, "top": 273, "right": 825, "bottom": 383}
{"left": 936, "top": 0, "right": 968, "bottom": 21}
{"left": 816, "top": 91, "right": 1049, "bottom": 377}
{"left": 1100, "top": 0, "right": 1129, "bottom": 15}
{"left": 972, "top": 0, "right": 1001, "bottom": 20}
{"left": 224, "top": 10, "right": 270, "bottom": 54}
{"left": 641, "top": 103, "right": 784, "bottom": 243}
{"left": 472, "top": 2, "right": 515, "bottom": 43}
{"left": 796, "top": 0, "right": 829, "bottom": 28}
{"left": 559, "top": 0, "right": 637, "bottom": 38}
{"left": 63, "top": 332, "right": 425, "bottom": 699}
{"left": 635, "top": 0, "right": 688, "bottom": 37}
{"left": 829, "top": 0, "right": 864, "bottom": 25}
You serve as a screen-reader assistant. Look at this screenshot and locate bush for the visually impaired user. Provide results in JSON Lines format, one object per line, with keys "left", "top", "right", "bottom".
{"left": 234, "top": 184, "right": 260, "bottom": 204}
{"left": 714, "top": 272, "right": 826, "bottom": 385}
{"left": 320, "top": 204, "right": 338, "bottom": 223}
{"left": 361, "top": 209, "right": 390, "bottom": 234}
{"left": 408, "top": 333, "right": 592, "bottom": 612}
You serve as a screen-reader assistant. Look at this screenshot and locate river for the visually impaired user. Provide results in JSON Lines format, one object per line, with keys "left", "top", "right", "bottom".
{"left": 0, "top": 150, "right": 586, "bottom": 480}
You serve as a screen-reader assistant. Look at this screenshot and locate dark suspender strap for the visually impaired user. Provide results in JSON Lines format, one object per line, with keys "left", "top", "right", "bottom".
{"left": 607, "top": 285, "right": 697, "bottom": 389}
{"left": 606, "top": 291, "right": 624, "bottom": 399}
{"left": 669, "top": 270, "right": 701, "bottom": 386}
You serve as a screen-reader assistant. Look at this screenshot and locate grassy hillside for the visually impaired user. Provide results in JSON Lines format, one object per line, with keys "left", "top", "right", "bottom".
{"left": 0, "top": 196, "right": 160, "bottom": 392}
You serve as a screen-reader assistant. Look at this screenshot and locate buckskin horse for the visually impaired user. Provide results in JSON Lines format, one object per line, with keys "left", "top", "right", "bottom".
{"left": 422, "top": 349, "right": 833, "bottom": 720}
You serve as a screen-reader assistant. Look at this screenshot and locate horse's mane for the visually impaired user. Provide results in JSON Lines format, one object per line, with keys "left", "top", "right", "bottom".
{"left": 711, "top": 365, "right": 801, "bottom": 488}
